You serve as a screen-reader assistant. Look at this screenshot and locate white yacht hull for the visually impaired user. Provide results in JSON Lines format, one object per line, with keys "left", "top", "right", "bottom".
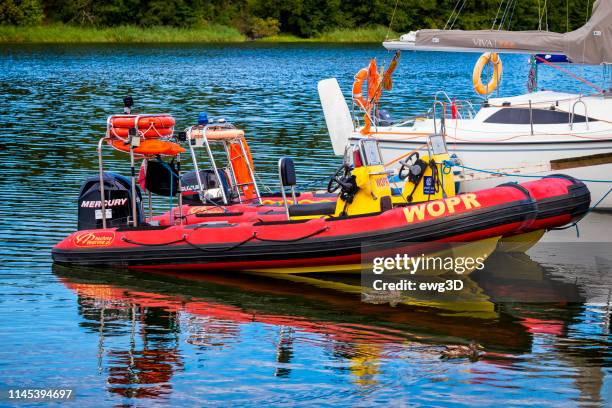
{"left": 365, "top": 136, "right": 612, "bottom": 208}
{"left": 342, "top": 91, "right": 612, "bottom": 209}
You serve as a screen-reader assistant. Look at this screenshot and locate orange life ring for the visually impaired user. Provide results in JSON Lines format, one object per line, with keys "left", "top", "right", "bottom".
{"left": 110, "top": 115, "right": 176, "bottom": 129}
{"left": 353, "top": 59, "right": 382, "bottom": 135}
{"left": 110, "top": 126, "right": 174, "bottom": 139}
{"left": 353, "top": 59, "right": 382, "bottom": 111}
{"left": 367, "top": 58, "right": 381, "bottom": 104}
{"left": 352, "top": 68, "right": 368, "bottom": 110}
{"left": 473, "top": 52, "right": 503, "bottom": 95}
{"left": 109, "top": 139, "right": 185, "bottom": 156}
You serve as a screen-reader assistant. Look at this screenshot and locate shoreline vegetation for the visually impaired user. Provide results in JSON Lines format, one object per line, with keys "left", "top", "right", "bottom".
{"left": 0, "top": 24, "right": 395, "bottom": 44}
{"left": 0, "top": 1, "right": 591, "bottom": 45}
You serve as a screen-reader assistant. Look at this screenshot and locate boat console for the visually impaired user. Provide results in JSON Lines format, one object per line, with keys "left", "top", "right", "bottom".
{"left": 279, "top": 135, "right": 456, "bottom": 220}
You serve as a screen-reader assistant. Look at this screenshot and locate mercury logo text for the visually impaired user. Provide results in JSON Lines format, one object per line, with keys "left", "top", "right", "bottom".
{"left": 80, "top": 199, "right": 128, "bottom": 208}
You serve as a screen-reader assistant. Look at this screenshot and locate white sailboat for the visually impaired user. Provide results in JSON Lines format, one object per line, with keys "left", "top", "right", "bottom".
{"left": 320, "top": 0, "right": 612, "bottom": 208}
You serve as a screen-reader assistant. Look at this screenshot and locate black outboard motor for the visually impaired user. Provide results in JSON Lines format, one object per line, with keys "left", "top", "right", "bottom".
{"left": 78, "top": 172, "right": 143, "bottom": 230}
{"left": 180, "top": 169, "right": 232, "bottom": 205}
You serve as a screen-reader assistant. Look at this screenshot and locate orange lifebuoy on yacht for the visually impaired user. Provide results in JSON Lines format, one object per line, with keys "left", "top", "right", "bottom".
{"left": 367, "top": 59, "right": 381, "bottom": 104}
{"left": 353, "top": 59, "right": 382, "bottom": 135}
{"left": 109, "top": 139, "right": 185, "bottom": 156}
{"left": 352, "top": 68, "right": 368, "bottom": 110}
{"left": 353, "top": 59, "right": 382, "bottom": 111}
{"left": 473, "top": 52, "right": 503, "bottom": 95}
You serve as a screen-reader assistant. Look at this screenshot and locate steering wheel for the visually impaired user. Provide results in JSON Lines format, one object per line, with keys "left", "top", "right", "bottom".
{"left": 397, "top": 152, "right": 420, "bottom": 180}
{"left": 327, "top": 164, "right": 353, "bottom": 193}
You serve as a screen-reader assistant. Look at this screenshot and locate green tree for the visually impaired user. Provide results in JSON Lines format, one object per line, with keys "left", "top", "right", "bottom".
{"left": 5, "top": 0, "right": 600, "bottom": 38}
{"left": 0, "top": 0, "right": 44, "bottom": 25}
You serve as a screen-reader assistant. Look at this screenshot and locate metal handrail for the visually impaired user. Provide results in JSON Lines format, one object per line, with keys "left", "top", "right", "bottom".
{"left": 433, "top": 91, "right": 477, "bottom": 120}
{"left": 432, "top": 100, "right": 446, "bottom": 135}
{"left": 529, "top": 100, "right": 534, "bottom": 136}
{"left": 570, "top": 98, "right": 589, "bottom": 130}
{"left": 463, "top": 100, "right": 476, "bottom": 119}
{"left": 187, "top": 126, "right": 228, "bottom": 206}
{"left": 434, "top": 91, "right": 453, "bottom": 105}
{"left": 186, "top": 123, "right": 262, "bottom": 205}
{"left": 97, "top": 137, "right": 108, "bottom": 229}
{"left": 106, "top": 113, "right": 176, "bottom": 227}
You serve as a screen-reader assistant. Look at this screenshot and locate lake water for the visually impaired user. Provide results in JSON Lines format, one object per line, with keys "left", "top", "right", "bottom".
{"left": 0, "top": 44, "right": 611, "bottom": 406}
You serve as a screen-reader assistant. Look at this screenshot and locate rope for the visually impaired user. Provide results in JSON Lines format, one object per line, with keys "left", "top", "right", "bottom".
{"left": 184, "top": 233, "right": 257, "bottom": 252}
{"left": 447, "top": 0, "right": 466, "bottom": 30}
{"left": 549, "top": 187, "right": 612, "bottom": 235}
{"left": 527, "top": 56, "right": 538, "bottom": 92}
{"left": 443, "top": 161, "right": 611, "bottom": 236}
{"left": 122, "top": 226, "right": 328, "bottom": 252}
{"left": 446, "top": 0, "right": 462, "bottom": 30}
{"left": 506, "top": 0, "right": 518, "bottom": 30}
{"left": 535, "top": 56, "right": 605, "bottom": 92}
{"left": 537, "top": 0, "right": 542, "bottom": 30}
{"left": 499, "top": 0, "right": 517, "bottom": 30}
{"left": 566, "top": 0, "right": 569, "bottom": 31}
{"left": 445, "top": 130, "right": 611, "bottom": 142}
{"left": 372, "top": 128, "right": 612, "bottom": 142}
{"left": 254, "top": 226, "right": 329, "bottom": 243}
{"left": 122, "top": 235, "right": 187, "bottom": 246}
{"left": 385, "top": 0, "right": 400, "bottom": 40}
{"left": 492, "top": 0, "right": 505, "bottom": 30}
{"left": 485, "top": 91, "right": 603, "bottom": 106}
{"left": 443, "top": 160, "right": 612, "bottom": 183}
{"left": 384, "top": 144, "right": 427, "bottom": 167}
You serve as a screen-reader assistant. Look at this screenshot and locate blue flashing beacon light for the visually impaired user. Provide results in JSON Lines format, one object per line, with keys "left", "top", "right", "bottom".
{"left": 198, "top": 112, "right": 209, "bottom": 126}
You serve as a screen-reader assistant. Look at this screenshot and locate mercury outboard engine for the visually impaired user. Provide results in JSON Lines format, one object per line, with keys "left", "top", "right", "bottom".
{"left": 77, "top": 172, "right": 143, "bottom": 230}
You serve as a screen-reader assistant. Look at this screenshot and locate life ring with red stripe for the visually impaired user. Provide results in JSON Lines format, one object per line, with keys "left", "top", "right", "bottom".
{"left": 110, "top": 126, "right": 174, "bottom": 138}
{"left": 110, "top": 115, "right": 176, "bottom": 129}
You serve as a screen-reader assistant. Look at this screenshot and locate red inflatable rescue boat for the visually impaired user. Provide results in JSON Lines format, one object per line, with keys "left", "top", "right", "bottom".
{"left": 51, "top": 107, "right": 590, "bottom": 274}
{"left": 52, "top": 175, "right": 589, "bottom": 272}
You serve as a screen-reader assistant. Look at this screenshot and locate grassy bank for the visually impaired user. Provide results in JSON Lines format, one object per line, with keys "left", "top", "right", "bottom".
{"left": 0, "top": 24, "right": 395, "bottom": 43}
{"left": 259, "top": 26, "right": 396, "bottom": 43}
{"left": 0, "top": 24, "right": 245, "bottom": 43}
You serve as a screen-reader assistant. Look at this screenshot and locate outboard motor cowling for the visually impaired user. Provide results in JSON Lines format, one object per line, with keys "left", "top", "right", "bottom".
{"left": 180, "top": 169, "right": 232, "bottom": 205}
{"left": 78, "top": 172, "right": 143, "bottom": 230}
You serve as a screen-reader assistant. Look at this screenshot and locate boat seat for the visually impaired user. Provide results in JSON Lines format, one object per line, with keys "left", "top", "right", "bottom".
{"left": 288, "top": 201, "right": 336, "bottom": 217}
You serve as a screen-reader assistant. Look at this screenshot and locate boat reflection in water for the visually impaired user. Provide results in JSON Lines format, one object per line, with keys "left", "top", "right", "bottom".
{"left": 53, "top": 251, "right": 609, "bottom": 402}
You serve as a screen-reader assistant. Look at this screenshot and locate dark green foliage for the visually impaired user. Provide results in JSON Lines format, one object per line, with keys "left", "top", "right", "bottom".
{"left": 0, "top": 0, "right": 44, "bottom": 25}
{"left": 2, "top": 0, "right": 599, "bottom": 38}
{"left": 246, "top": 17, "right": 280, "bottom": 38}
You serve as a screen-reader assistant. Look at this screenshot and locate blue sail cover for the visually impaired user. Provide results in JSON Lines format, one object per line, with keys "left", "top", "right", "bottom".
{"left": 535, "top": 54, "right": 571, "bottom": 63}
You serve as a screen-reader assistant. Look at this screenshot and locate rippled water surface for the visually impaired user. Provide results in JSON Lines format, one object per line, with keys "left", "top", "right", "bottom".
{"left": 1, "top": 44, "right": 611, "bottom": 406}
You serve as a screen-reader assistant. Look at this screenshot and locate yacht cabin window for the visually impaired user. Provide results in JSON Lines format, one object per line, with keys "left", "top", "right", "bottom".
{"left": 483, "top": 107, "right": 595, "bottom": 125}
